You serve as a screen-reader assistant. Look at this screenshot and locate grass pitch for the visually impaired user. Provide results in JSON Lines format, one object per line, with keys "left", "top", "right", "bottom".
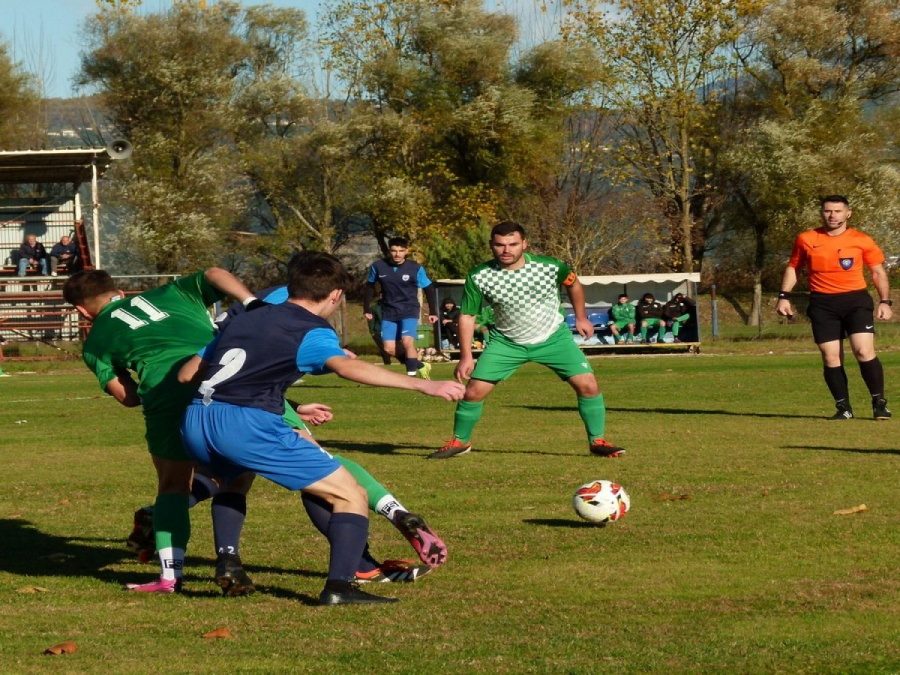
{"left": 0, "top": 350, "right": 897, "bottom": 673}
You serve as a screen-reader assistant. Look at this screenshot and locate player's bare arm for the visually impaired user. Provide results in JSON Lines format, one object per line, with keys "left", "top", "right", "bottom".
{"left": 203, "top": 267, "right": 257, "bottom": 305}
{"left": 776, "top": 266, "right": 798, "bottom": 317}
{"left": 105, "top": 372, "right": 141, "bottom": 407}
{"left": 870, "top": 263, "right": 893, "bottom": 321}
{"left": 177, "top": 355, "right": 206, "bottom": 385}
{"left": 454, "top": 314, "right": 477, "bottom": 382}
{"left": 565, "top": 278, "right": 595, "bottom": 339}
{"left": 326, "top": 355, "right": 465, "bottom": 400}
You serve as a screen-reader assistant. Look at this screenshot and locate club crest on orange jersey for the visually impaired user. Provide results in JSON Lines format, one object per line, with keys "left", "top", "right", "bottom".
{"left": 840, "top": 257, "right": 853, "bottom": 270}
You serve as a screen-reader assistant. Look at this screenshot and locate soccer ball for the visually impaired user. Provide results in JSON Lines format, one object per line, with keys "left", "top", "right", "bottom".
{"left": 572, "top": 480, "right": 630, "bottom": 524}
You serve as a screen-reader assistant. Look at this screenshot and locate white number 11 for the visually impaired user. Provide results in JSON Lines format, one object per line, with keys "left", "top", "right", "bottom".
{"left": 110, "top": 296, "right": 170, "bottom": 330}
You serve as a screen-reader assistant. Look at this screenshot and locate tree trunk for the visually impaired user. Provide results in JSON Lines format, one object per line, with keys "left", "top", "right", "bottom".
{"left": 679, "top": 124, "right": 694, "bottom": 272}
{"left": 749, "top": 269, "right": 762, "bottom": 328}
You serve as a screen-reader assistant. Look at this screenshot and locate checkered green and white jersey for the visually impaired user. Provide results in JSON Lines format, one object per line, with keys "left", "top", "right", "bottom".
{"left": 460, "top": 253, "right": 573, "bottom": 344}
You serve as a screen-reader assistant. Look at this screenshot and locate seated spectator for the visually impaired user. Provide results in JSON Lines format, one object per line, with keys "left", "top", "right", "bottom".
{"left": 635, "top": 292, "right": 665, "bottom": 343}
{"left": 16, "top": 234, "right": 49, "bottom": 277}
{"left": 49, "top": 235, "right": 80, "bottom": 276}
{"left": 662, "top": 292, "right": 695, "bottom": 343}
{"left": 440, "top": 298, "right": 460, "bottom": 349}
{"left": 607, "top": 293, "right": 636, "bottom": 344}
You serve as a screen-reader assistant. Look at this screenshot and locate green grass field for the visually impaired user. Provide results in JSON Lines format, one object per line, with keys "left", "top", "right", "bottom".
{"left": 0, "top": 348, "right": 898, "bottom": 673}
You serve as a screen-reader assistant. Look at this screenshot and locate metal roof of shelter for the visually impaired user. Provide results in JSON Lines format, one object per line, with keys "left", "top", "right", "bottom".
{"left": 0, "top": 148, "right": 115, "bottom": 184}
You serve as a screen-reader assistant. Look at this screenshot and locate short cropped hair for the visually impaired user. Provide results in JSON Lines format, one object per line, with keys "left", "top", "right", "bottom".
{"left": 63, "top": 270, "right": 116, "bottom": 307}
{"left": 287, "top": 251, "right": 351, "bottom": 301}
{"left": 617, "top": 293, "right": 628, "bottom": 300}
{"left": 641, "top": 293, "right": 655, "bottom": 302}
{"left": 820, "top": 194, "right": 850, "bottom": 207}
{"left": 387, "top": 236, "right": 409, "bottom": 248}
{"left": 491, "top": 221, "right": 526, "bottom": 239}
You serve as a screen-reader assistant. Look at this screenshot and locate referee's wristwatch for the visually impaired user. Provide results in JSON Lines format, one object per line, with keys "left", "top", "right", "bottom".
{"left": 879, "top": 299, "right": 893, "bottom": 306}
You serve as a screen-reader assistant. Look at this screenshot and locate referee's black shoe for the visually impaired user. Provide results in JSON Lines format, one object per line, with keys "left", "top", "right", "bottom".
{"left": 828, "top": 401, "right": 854, "bottom": 420}
{"left": 872, "top": 397, "right": 891, "bottom": 421}
{"left": 319, "top": 580, "right": 398, "bottom": 605}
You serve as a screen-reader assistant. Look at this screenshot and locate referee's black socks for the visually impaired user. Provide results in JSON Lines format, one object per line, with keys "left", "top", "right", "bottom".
{"left": 857, "top": 357, "right": 885, "bottom": 399}
{"left": 823, "top": 365, "right": 849, "bottom": 402}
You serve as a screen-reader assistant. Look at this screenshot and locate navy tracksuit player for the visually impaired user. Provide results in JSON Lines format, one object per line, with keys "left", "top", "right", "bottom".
{"left": 179, "top": 252, "right": 464, "bottom": 605}
{"left": 363, "top": 237, "right": 439, "bottom": 377}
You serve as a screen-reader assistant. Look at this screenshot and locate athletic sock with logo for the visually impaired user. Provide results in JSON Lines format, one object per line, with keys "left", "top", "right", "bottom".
{"left": 823, "top": 365, "right": 849, "bottom": 402}
{"left": 857, "top": 357, "right": 884, "bottom": 399}
{"left": 153, "top": 493, "right": 189, "bottom": 581}
{"left": 211, "top": 492, "right": 246, "bottom": 557}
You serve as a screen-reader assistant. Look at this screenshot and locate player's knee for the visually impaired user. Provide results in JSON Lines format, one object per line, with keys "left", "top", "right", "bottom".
{"left": 571, "top": 376, "right": 599, "bottom": 397}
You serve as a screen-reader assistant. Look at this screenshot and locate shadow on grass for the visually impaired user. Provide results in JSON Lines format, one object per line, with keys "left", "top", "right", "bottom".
{"left": 0, "top": 519, "right": 133, "bottom": 584}
{"left": 523, "top": 518, "right": 607, "bottom": 529}
{"left": 782, "top": 445, "right": 900, "bottom": 455}
{"left": 512, "top": 404, "right": 823, "bottom": 420}
{"left": 0, "top": 519, "right": 329, "bottom": 597}
{"left": 322, "top": 439, "right": 428, "bottom": 455}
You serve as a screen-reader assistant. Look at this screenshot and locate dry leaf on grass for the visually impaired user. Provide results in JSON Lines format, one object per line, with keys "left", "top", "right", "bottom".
{"left": 833, "top": 504, "right": 868, "bottom": 516}
{"left": 17, "top": 586, "right": 49, "bottom": 594}
{"left": 43, "top": 641, "right": 77, "bottom": 655}
{"left": 203, "top": 627, "right": 233, "bottom": 639}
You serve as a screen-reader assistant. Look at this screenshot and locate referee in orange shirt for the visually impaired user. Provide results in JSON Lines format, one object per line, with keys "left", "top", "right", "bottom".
{"left": 776, "top": 195, "right": 892, "bottom": 420}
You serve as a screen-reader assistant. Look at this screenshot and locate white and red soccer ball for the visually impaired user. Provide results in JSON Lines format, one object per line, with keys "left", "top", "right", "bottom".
{"left": 572, "top": 480, "right": 630, "bottom": 524}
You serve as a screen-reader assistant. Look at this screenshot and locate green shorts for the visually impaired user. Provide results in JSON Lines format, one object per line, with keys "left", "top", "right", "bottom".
{"left": 641, "top": 318, "right": 664, "bottom": 328}
{"left": 471, "top": 324, "right": 593, "bottom": 383}
{"left": 144, "top": 413, "right": 191, "bottom": 460}
{"left": 609, "top": 319, "right": 633, "bottom": 331}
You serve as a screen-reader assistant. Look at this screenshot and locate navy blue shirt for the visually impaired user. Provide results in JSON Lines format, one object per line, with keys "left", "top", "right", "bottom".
{"left": 198, "top": 302, "right": 345, "bottom": 414}
{"left": 366, "top": 259, "right": 433, "bottom": 321}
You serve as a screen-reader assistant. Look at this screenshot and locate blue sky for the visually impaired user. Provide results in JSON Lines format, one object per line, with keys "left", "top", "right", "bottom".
{"left": 1, "top": 0, "right": 562, "bottom": 99}
{"left": 0, "top": 0, "right": 323, "bottom": 98}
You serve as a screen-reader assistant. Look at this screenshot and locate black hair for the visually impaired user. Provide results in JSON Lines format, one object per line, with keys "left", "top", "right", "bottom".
{"left": 63, "top": 270, "right": 116, "bottom": 306}
{"left": 387, "top": 236, "right": 409, "bottom": 248}
{"left": 641, "top": 293, "right": 655, "bottom": 301}
{"left": 820, "top": 194, "right": 850, "bottom": 207}
{"left": 287, "top": 251, "right": 351, "bottom": 301}
{"left": 617, "top": 293, "right": 628, "bottom": 300}
{"left": 491, "top": 221, "right": 526, "bottom": 239}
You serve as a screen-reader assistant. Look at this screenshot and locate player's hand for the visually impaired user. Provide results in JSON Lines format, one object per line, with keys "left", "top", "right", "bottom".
{"left": 421, "top": 380, "right": 466, "bottom": 401}
{"left": 364, "top": 312, "right": 374, "bottom": 321}
{"left": 775, "top": 299, "right": 793, "bottom": 318}
{"left": 342, "top": 347, "right": 358, "bottom": 359}
{"left": 427, "top": 314, "right": 438, "bottom": 324}
{"left": 455, "top": 354, "right": 474, "bottom": 382}
{"left": 575, "top": 317, "right": 595, "bottom": 339}
{"left": 297, "top": 403, "right": 333, "bottom": 426}
{"left": 876, "top": 303, "right": 893, "bottom": 321}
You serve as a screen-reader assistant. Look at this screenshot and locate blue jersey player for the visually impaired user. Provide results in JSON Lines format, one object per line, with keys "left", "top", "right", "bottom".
{"left": 363, "top": 237, "right": 439, "bottom": 378}
{"left": 179, "top": 252, "right": 464, "bottom": 605}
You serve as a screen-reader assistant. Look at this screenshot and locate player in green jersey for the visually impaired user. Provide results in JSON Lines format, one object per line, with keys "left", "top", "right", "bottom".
{"left": 608, "top": 294, "right": 636, "bottom": 344}
{"left": 430, "top": 221, "right": 625, "bottom": 459}
{"left": 64, "top": 268, "right": 260, "bottom": 593}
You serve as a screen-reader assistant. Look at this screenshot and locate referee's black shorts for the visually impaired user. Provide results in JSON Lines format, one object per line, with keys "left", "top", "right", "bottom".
{"left": 806, "top": 290, "right": 875, "bottom": 344}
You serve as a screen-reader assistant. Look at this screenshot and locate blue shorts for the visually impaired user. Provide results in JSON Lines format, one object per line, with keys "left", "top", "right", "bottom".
{"left": 181, "top": 400, "right": 340, "bottom": 491}
{"left": 380, "top": 317, "right": 419, "bottom": 343}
